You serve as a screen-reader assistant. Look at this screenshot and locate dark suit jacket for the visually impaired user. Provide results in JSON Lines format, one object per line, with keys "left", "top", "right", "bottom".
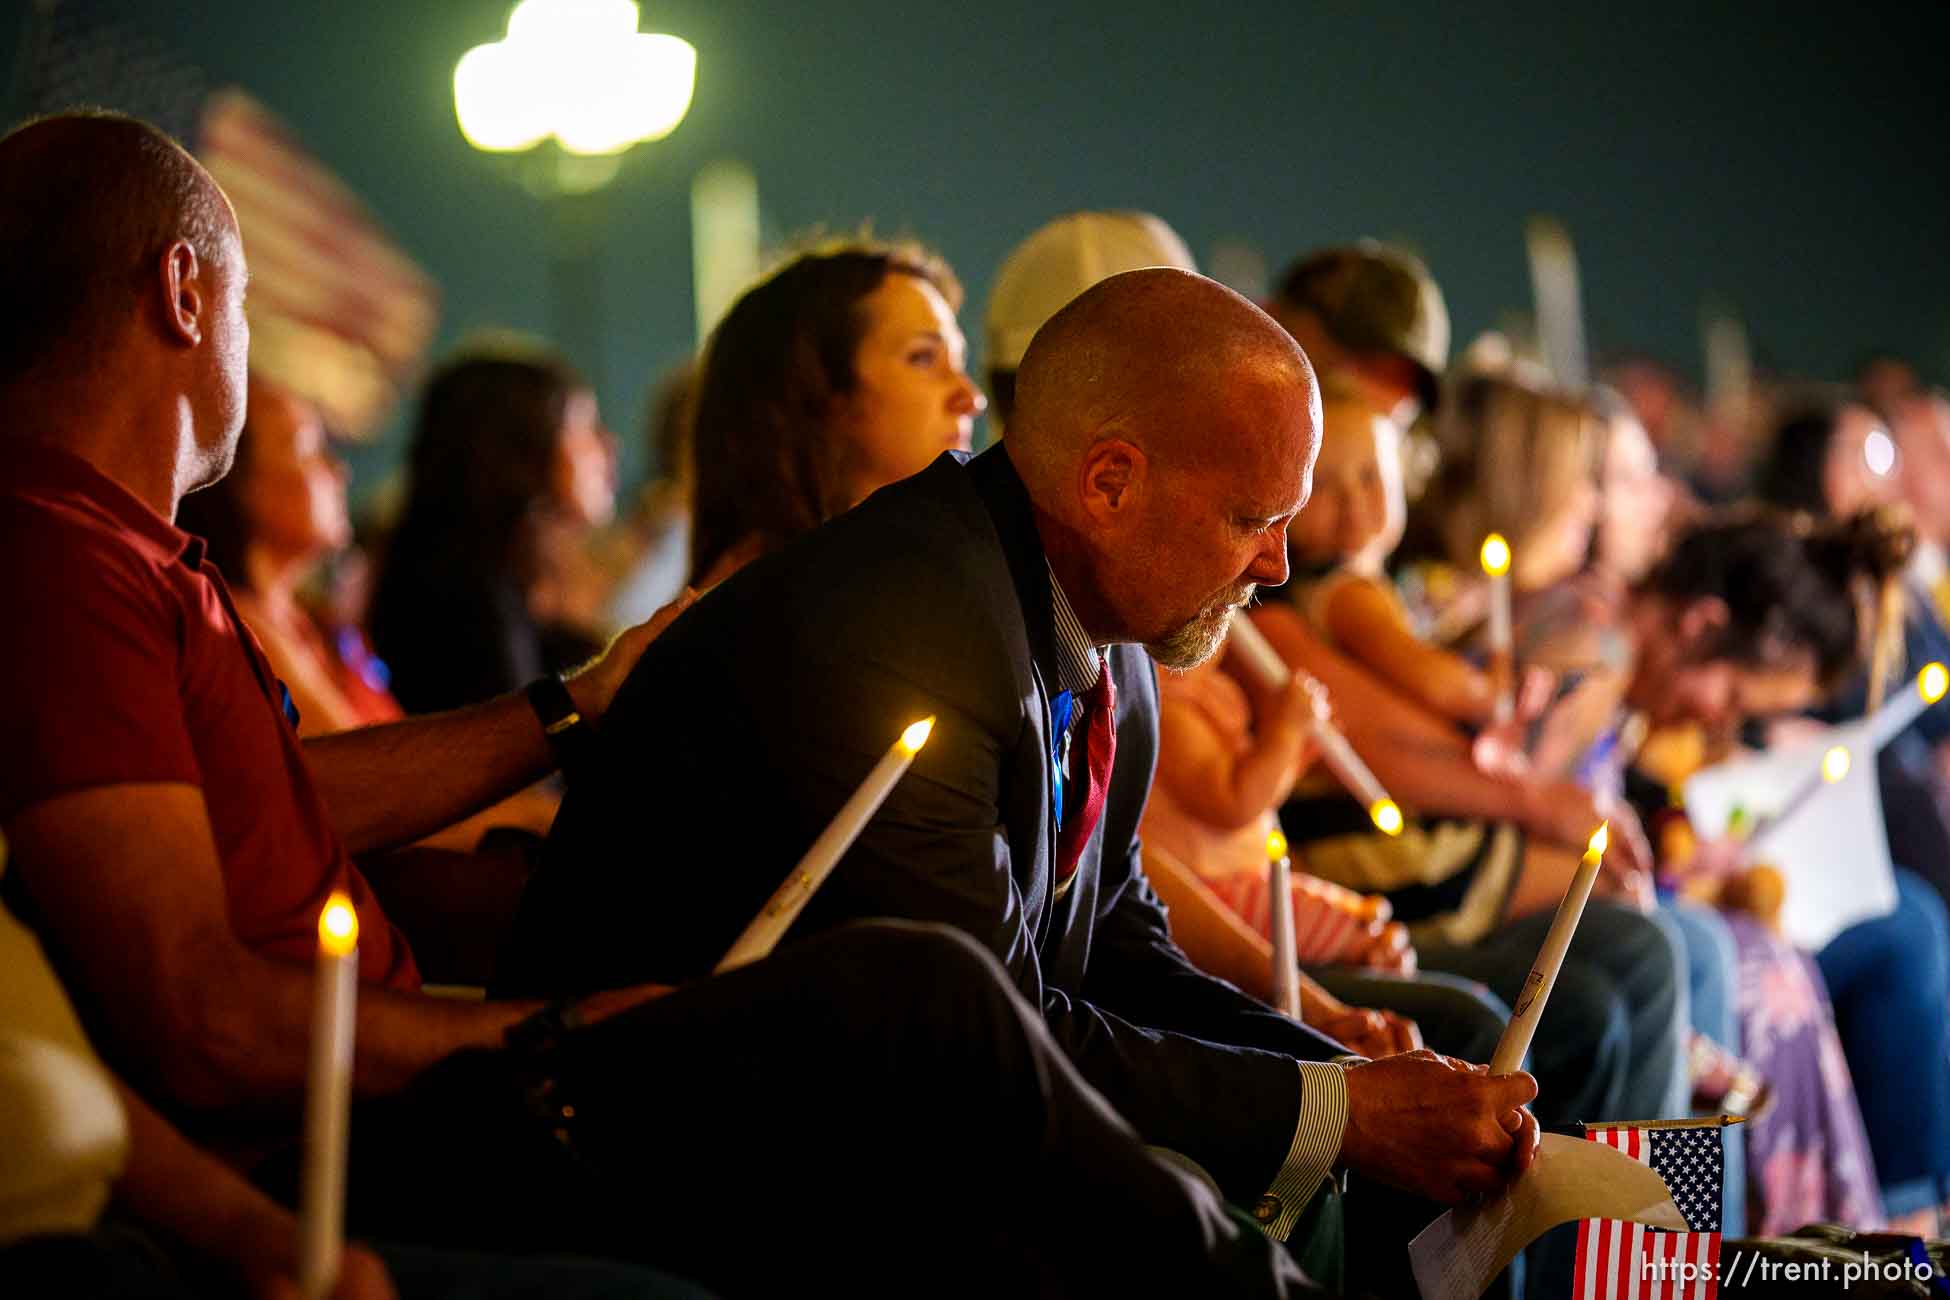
{"left": 501, "top": 445, "right": 1345, "bottom": 1200}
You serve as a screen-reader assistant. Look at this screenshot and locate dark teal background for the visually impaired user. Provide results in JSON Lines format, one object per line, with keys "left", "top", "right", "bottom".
{"left": 8, "top": 1, "right": 1948, "bottom": 498}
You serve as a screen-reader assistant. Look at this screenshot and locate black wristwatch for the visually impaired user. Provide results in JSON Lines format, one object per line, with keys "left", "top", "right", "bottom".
{"left": 526, "top": 672, "right": 594, "bottom": 775}
{"left": 504, "top": 997, "right": 585, "bottom": 1057}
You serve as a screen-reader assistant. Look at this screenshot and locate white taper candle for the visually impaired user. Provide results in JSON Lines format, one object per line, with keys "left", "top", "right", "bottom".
{"left": 1267, "top": 830, "right": 1301, "bottom": 1018}
{"left": 1742, "top": 662, "right": 1948, "bottom": 860}
{"left": 298, "top": 893, "right": 358, "bottom": 1300}
{"left": 715, "top": 716, "right": 935, "bottom": 973}
{"left": 1480, "top": 534, "right": 1515, "bottom": 725}
{"left": 1876, "top": 661, "right": 1948, "bottom": 740}
{"left": 1227, "top": 615, "right": 1403, "bottom": 836}
{"left": 1228, "top": 608, "right": 1292, "bottom": 688}
{"left": 1489, "top": 824, "right": 1607, "bottom": 1077}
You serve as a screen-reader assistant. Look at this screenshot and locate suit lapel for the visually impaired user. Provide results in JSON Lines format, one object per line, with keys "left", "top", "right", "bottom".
{"left": 968, "top": 446, "right": 1080, "bottom": 940}
{"left": 1023, "top": 659, "right": 1061, "bottom": 946}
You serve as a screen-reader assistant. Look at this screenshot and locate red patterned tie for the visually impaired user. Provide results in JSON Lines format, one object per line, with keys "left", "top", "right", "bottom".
{"left": 1056, "top": 660, "right": 1117, "bottom": 879}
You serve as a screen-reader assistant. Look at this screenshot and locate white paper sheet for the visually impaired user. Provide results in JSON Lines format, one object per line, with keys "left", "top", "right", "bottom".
{"left": 1680, "top": 717, "right": 1896, "bottom": 951}
{"left": 1409, "top": 1134, "right": 1686, "bottom": 1300}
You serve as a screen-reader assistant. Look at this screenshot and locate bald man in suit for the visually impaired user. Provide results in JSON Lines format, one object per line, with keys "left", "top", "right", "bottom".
{"left": 508, "top": 269, "right": 1539, "bottom": 1290}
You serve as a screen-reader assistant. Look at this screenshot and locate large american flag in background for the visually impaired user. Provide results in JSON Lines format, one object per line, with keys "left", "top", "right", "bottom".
{"left": 1574, "top": 1123, "right": 1726, "bottom": 1300}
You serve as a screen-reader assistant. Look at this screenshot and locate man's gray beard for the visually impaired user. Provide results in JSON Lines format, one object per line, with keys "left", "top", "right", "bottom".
{"left": 1146, "top": 589, "right": 1253, "bottom": 670}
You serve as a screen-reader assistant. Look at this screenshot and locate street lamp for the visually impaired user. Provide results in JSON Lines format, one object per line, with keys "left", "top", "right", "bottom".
{"left": 455, "top": 0, "right": 695, "bottom": 189}
{"left": 453, "top": 0, "right": 696, "bottom": 388}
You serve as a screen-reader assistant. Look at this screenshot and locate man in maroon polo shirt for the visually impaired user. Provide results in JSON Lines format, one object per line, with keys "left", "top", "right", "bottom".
{"left": 0, "top": 111, "right": 1327, "bottom": 1297}
{"left": 0, "top": 112, "right": 665, "bottom": 1100}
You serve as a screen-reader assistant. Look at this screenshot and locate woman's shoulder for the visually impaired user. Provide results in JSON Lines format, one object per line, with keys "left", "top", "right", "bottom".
{"left": 1248, "top": 598, "right": 1313, "bottom": 651}
{"left": 1289, "top": 566, "right": 1400, "bottom": 645}
{"left": 1319, "top": 569, "right": 1407, "bottom": 620}
{"left": 1158, "top": 664, "right": 1252, "bottom": 745}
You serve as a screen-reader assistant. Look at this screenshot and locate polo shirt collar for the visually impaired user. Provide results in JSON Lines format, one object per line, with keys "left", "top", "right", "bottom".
{"left": 1, "top": 435, "right": 202, "bottom": 567}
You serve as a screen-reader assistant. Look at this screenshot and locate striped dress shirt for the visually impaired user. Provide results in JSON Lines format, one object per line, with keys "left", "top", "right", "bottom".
{"left": 1047, "top": 565, "right": 1348, "bottom": 1239}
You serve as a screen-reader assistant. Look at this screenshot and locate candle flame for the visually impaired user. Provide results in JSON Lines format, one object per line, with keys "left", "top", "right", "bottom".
{"left": 1266, "top": 828, "right": 1289, "bottom": 861}
{"left": 1370, "top": 800, "right": 1404, "bottom": 836}
{"left": 318, "top": 893, "right": 358, "bottom": 956}
{"left": 1587, "top": 823, "right": 1609, "bottom": 856}
{"left": 1822, "top": 746, "right": 1851, "bottom": 783}
{"left": 1479, "top": 533, "right": 1512, "bottom": 577}
{"left": 898, "top": 716, "right": 936, "bottom": 755}
{"left": 1922, "top": 662, "right": 1949, "bottom": 705}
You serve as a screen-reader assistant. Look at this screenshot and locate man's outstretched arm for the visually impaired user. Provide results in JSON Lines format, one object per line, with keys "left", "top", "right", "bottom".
{"left": 303, "top": 592, "right": 694, "bottom": 857}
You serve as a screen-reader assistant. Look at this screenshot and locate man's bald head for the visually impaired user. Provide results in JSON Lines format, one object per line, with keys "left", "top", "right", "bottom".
{"left": 1003, "top": 268, "right": 1323, "bottom": 667}
{"left": 0, "top": 111, "right": 234, "bottom": 386}
{"left": 1009, "top": 268, "right": 1316, "bottom": 486}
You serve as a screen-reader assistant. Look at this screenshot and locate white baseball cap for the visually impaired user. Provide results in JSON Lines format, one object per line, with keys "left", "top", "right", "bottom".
{"left": 985, "top": 211, "right": 1197, "bottom": 372}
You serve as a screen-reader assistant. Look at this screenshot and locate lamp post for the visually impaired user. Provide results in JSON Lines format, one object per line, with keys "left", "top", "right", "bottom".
{"left": 453, "top": 0, "right": 695, "bottom": 389}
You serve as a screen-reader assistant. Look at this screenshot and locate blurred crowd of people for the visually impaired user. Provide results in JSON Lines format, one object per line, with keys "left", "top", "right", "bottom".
{"left": 4, "top": 107, "right": 1949, "bottom": 1300}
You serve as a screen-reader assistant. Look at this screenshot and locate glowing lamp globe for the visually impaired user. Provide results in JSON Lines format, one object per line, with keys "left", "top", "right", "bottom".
{"left": 455, "top": 0, "right": 697, "bottom": 157}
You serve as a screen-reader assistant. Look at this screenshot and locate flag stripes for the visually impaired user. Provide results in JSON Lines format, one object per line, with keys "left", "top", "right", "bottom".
{"left": 1576, "top": 1218, "right": 1720, "bottom": 1299}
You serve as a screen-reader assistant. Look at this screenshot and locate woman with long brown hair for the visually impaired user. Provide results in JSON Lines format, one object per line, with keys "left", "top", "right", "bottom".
{"left": 686, "top": 239, "right": 984, "bottom": 588}
{"left": 371, "top": 341, "right": 618, "bottom": 714}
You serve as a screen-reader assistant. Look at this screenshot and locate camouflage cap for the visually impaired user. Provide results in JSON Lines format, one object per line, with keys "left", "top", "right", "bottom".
{"left": 1274, "top": 241, "right": 1450, "bottom": 411}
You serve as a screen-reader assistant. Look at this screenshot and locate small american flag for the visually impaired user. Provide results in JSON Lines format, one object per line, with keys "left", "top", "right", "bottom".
{"left": 1588, "top": 1123, "right": 1725, "bottom": 1231}
{"left": 1573, "top": 1123, "right": 1727, "bottom": 1299}
{"left": 1575, "top": 1218, "right": 1721, "bottom": 1300}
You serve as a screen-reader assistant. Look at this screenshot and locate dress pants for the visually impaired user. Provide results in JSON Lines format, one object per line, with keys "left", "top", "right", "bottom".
{"left": 259, "top": 921, "right": 1327, "bottom": 1299}
{"left": 0, "top": 1224, "right": 712, "bottom": 1299}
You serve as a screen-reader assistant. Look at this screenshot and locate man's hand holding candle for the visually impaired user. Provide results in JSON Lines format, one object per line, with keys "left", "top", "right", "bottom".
{"left": 1339, "top": 1051, "right": 1541, "bottom": 1203}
